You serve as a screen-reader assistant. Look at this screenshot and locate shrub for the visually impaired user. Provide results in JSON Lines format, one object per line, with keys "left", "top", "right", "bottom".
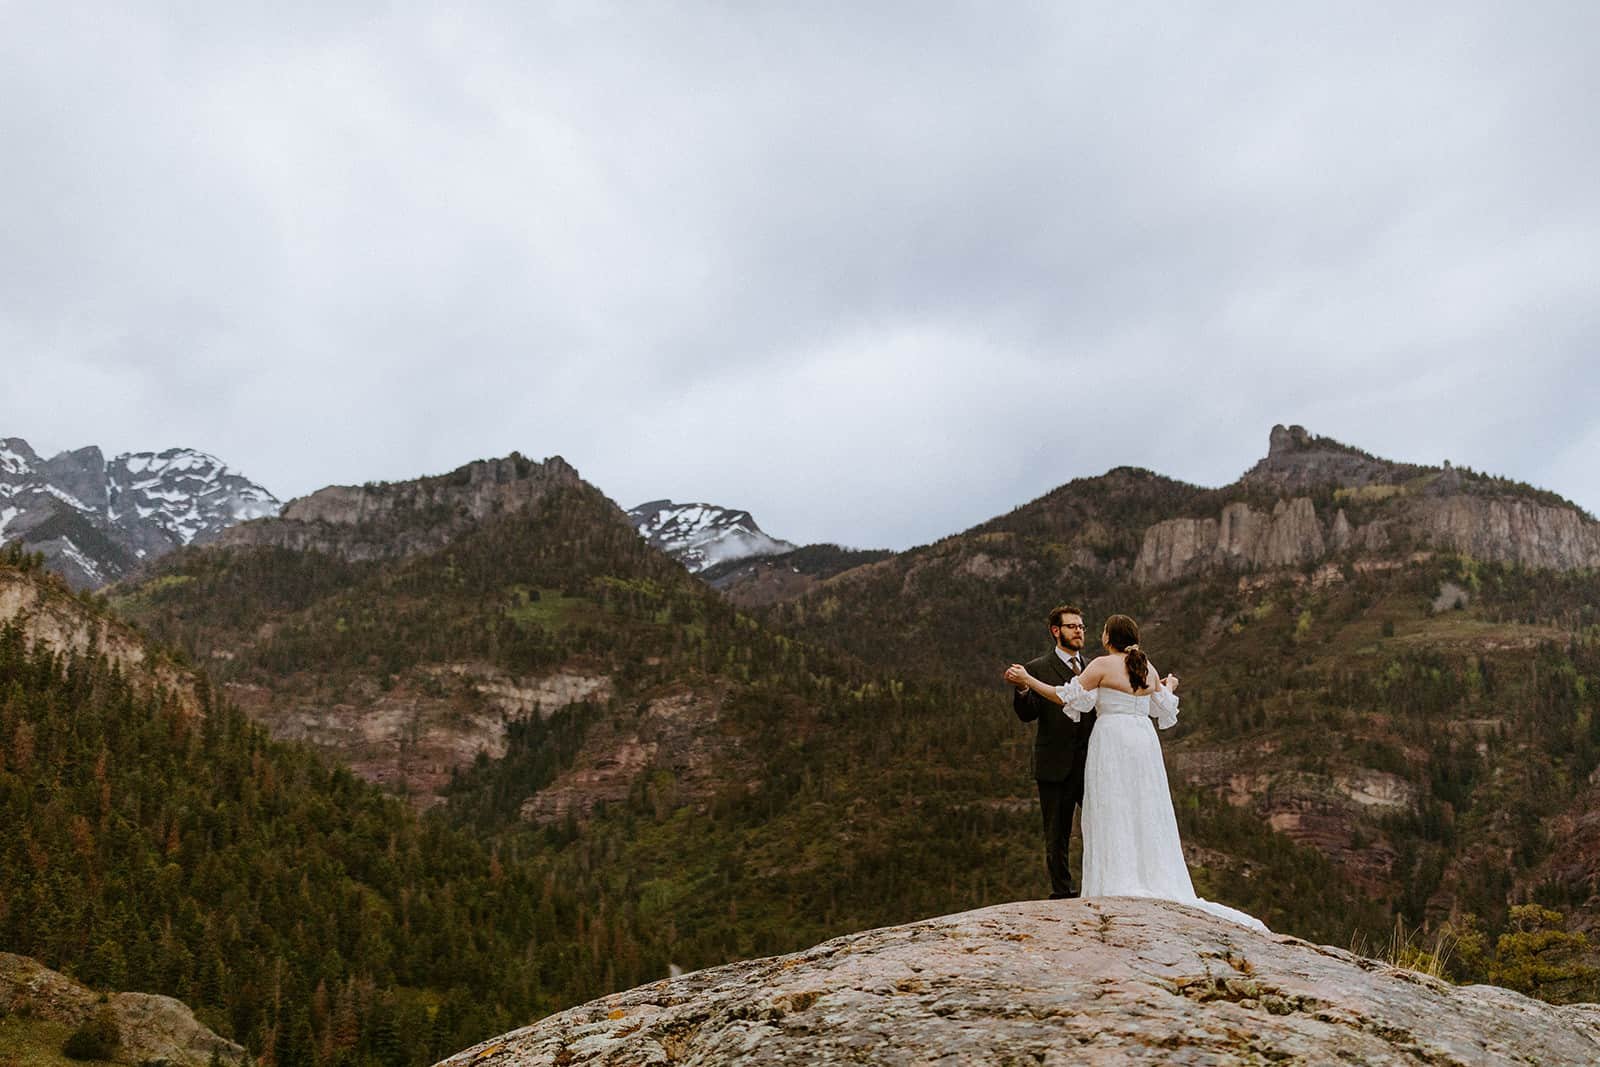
{"left": 62, "top": 1007, "right": 120, "bottom": 1061}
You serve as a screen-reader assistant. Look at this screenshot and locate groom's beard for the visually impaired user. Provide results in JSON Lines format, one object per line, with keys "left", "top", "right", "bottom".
{"left": 1056, "top": 636, "right": 1083, "bottom": 652}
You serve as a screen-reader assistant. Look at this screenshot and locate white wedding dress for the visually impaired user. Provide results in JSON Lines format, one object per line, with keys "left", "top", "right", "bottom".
{"left": 1056, "top": 678, "right": 1268, "bottom": 933}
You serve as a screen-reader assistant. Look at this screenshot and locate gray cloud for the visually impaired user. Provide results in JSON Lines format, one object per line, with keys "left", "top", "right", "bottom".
{"left": 3, "top": 2, "right": 1596, "bottom": 548}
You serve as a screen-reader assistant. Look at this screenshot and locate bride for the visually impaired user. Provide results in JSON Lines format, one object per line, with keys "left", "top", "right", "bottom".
{"left": 1006, "top": 614, "right": 1267, "bottom": 932}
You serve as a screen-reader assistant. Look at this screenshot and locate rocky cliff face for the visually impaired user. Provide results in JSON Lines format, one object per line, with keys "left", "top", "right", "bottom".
{"left": 436, "top": 898, "right": 1600, "bottom": 1066}
{"left": 0, "top": 436, "right": 279, "bottom": 588}
{"left": 1134, "top": 492, "right": 1600, "bottom": 585}
{"left": 222, "top": 453, "right": 584, "bottom": 561}
{"left": 228, "top": 664, "right": 614, "bottom": 807}
{"left": 0, "top": 566, "right": 202, "bottom": 717}
{"left": 1, "top": 951, "right": 246, "bottom": 1067}
{"left": 1411, "top": 494, "right": 1600, "bottom": 570}
{"left": 1131, "top": 426, "right": 1600, "bottom": 585}
{"left": 1134, "top": 497, "right": 1328, "bottom": 584}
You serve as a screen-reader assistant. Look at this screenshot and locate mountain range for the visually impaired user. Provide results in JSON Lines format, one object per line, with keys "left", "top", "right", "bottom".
{"left": 113, "top": 425, "right": 1600, "bottom": 922}
{"left": 0, "top": 436, "right": 280, "bottom": 588}
{"left": 0, "top": 435, "right": 816, "bottom": 589}
{"left": 5, "top": 422, "right": 1600, "bottom": 1066}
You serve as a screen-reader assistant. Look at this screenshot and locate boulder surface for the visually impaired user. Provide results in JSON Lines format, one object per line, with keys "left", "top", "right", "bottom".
{"left": 0, "top": 952, "right": 247, "bottom": 1066}
{"left": 436, "top": 898, "right": 1600, "bottom": 1066}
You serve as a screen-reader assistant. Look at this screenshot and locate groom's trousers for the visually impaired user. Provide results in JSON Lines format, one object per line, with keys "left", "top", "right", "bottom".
{"left": 1037, "top": 768, "right": 1086, "bottom": 898}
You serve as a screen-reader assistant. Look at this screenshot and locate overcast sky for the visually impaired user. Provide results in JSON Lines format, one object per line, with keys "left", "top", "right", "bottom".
{"left": 4, "top": 3, "right": 1596, "bottom": 549}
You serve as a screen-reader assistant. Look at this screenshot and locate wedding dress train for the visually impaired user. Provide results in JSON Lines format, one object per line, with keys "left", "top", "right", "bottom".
{"left": 1056, "top": 679, "right": 1268, "bottom": 933}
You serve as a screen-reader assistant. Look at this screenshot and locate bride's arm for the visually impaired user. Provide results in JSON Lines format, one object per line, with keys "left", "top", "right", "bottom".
{"left": 1144, "top": 662, "right": 1179, "bottom": 692}
{"left": 1146, "top": 662, "right": 1181, "bottom": 729}
{"left": 1005, "top": 664, "right": 1066, "bottom": 705}
{"left": 1005, "top": 663, "right": 1098, "bottom": 719}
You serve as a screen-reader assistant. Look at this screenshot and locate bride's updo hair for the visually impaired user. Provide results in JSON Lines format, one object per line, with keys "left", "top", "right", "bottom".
{"left": 1105, "top": 614, "right": 1151, "bottom": 691}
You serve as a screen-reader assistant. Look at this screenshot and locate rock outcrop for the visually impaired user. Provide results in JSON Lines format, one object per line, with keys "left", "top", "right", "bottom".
{"left": 1411, "top": 494, "right": 1600, "bottom": 570}
{"left": 436, "top": 898, "right": 1600, "bottom": 1066}
{"left": 1133, "top": 497, "right": 1326, "bottom": 585}
{"left": 0, "top": 952, "right": 246, "bottom": 1067}
{"left": 1134, "top": 491, "right": 1600, "bottom": 586}
{"left": 1241, "top": 424, "right": 1421, "bottom": 493}
{"left": 221, "top": 453, "right": 585, "bottom": 561}
{"left": 1132, "top": 427, "right": 1600, "bottom": 585}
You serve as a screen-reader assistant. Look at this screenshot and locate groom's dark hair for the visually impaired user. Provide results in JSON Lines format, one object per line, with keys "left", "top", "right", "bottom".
{"left": 1048, "top": 604, "right": 1082, "bottom": 627}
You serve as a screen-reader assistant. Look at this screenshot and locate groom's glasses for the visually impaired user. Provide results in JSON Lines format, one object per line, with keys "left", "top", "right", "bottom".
{"left": 1055, "top": 622, "right": 1085, "bottom": 631}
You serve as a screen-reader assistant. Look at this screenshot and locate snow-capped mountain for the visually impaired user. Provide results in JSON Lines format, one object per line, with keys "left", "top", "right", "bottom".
{"left": 1, "top": 436, "right": 280, "bottom": 588}
{"left": 108, "top": 449, "right": 281, "bottom": 547}
{"left": 628, "top": 499, "right": 798, "bottom": 573}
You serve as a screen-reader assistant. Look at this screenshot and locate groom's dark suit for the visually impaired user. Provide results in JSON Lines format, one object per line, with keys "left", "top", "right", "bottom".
{"left": 1013, "top": 647, "right": 1095, "bottom": 897}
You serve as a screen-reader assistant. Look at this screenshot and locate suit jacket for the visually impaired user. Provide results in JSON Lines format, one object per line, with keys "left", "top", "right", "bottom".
{"left": 1012, "top": 647, "right": 1095, "bottom": 782}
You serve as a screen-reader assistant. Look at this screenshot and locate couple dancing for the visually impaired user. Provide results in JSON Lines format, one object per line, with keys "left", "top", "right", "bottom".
{"left": 1007, "top": 606, "right": 1266, "bottom": 932}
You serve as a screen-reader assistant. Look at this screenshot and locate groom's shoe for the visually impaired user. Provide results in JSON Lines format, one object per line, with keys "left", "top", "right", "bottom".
{"left": 1048, "top": 891, "right": 1078, "bottom": 900}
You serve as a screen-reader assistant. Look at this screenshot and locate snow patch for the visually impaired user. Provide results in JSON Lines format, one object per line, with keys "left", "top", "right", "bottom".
{"left": 139, "top": 487, "right": 195, "bottom": 503}
{"left": 56, "top": 538, "right": 103, "bottom": 582}
{"left": 1, "top": 447, "right": 31, "bottom": 476}
{"left": 45, "top": 484, "right": 93, "bottom": 512}
{"left": 231, "top": 496, "right": 281, "bottom": 521}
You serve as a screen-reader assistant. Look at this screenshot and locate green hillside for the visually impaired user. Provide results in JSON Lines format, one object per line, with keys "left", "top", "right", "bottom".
{"left": 1, "top": 549, "right": 648, "bottom": 1066}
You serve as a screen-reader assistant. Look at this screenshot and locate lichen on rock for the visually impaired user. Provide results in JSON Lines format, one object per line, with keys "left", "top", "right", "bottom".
{"left": 435, "top": 898, "right": 1600, "bottom": 1066}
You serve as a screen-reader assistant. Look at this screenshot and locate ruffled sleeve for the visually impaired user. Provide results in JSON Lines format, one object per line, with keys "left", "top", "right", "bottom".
{"left": 1150, "top": 682, "right": 1180, "bottom": 730}
{"left": 1053, "top": 678, "right": 1098, "bottom": 722}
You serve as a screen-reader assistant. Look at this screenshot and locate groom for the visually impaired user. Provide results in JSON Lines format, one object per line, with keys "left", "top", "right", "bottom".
{"left": 1011, "top": 604, "right": 1095, "bottom": 898}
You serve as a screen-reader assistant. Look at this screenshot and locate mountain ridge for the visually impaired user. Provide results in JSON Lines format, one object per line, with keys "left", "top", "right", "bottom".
{"left": 219, "top": 452, "right": 585, "bottom": 562}
{"left": 748, "top": 424, "right": 1600, "bottom": 610}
